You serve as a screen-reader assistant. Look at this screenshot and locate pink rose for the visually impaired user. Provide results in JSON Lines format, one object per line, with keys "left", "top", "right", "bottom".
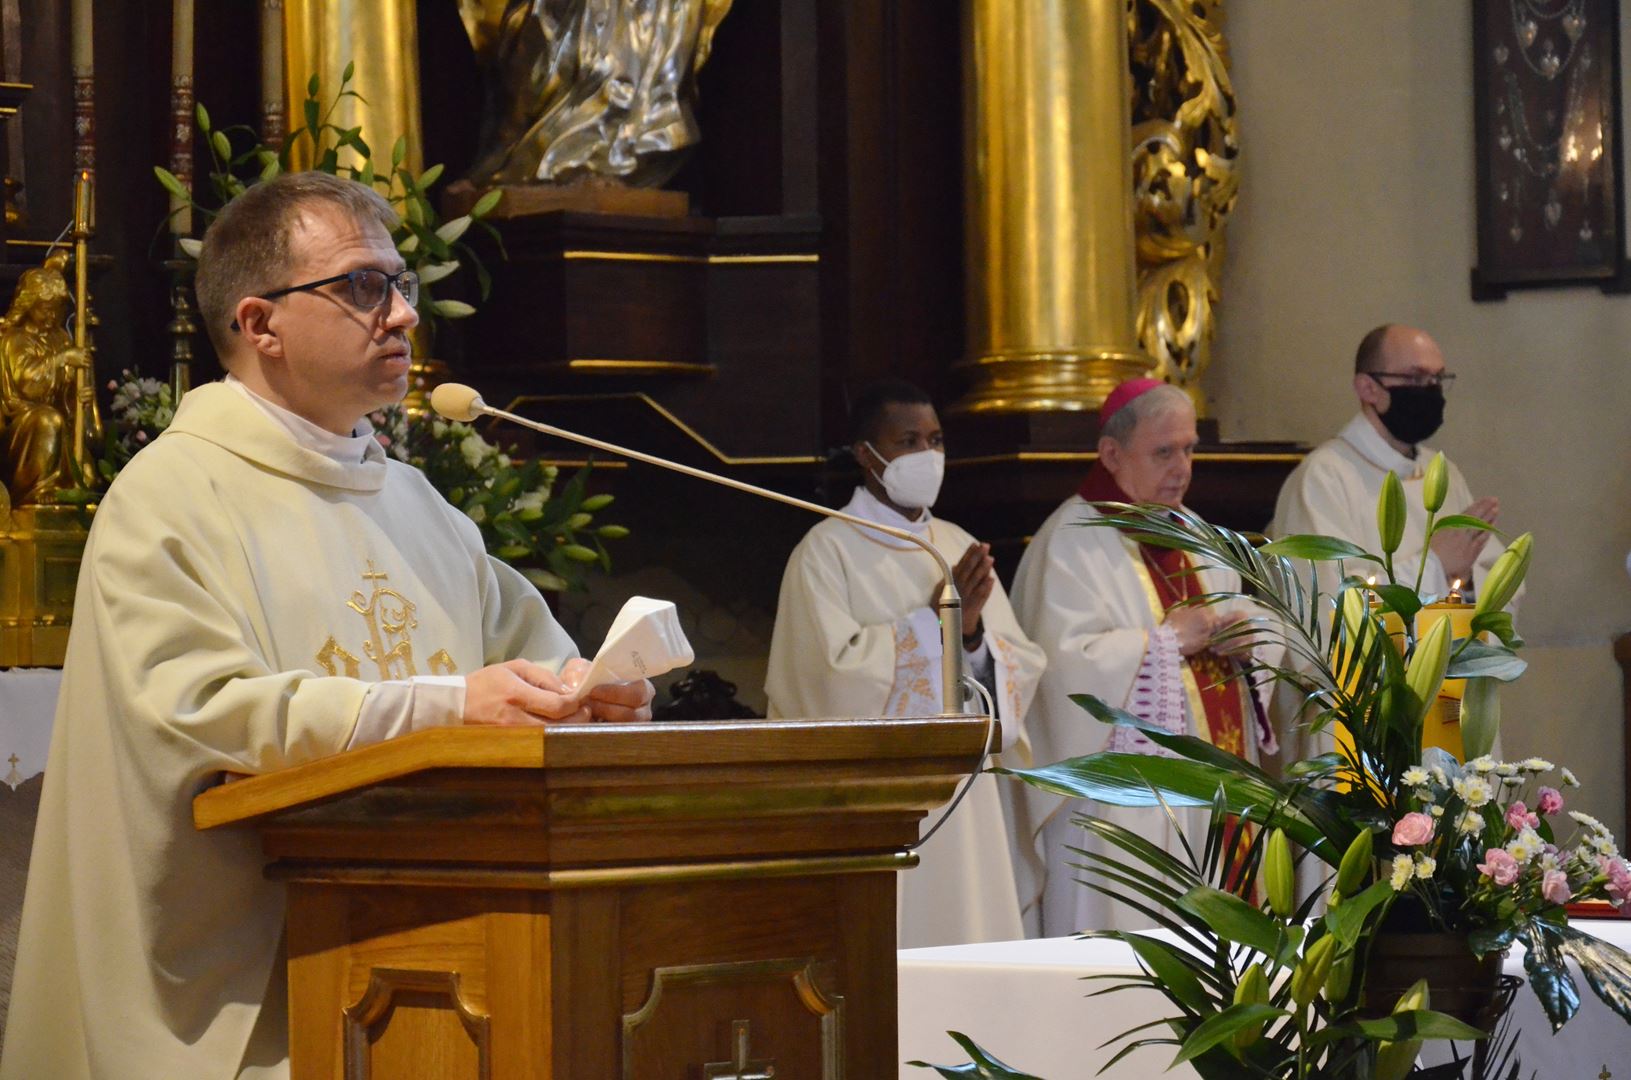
{"left": 1505, "top": 801, "right": 1539, "bottom": 831}
{"left": 1601, "top": 856, "right": 1631, "bottom": 910}
{"left": 1478, "top": 848, "right": 1520, "bottom": 886}
{"left": 1537, "top": 787, "right": 1564, "bottom": 815}
{"left": 1541, "top": 869, "right": 1571, "bottom": 906}
{"left": 1392, "top": 812, "right": 1435, "bottom": 847}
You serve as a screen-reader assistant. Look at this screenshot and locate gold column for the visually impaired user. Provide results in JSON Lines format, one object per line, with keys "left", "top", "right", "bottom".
{"left": 955, "top": 0, "right": 1151, "bottom": 415}
{"left": 282, "top": 0, "right": 422, "bottom": 176}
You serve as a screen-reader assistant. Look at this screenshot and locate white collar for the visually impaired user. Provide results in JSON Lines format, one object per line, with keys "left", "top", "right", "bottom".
{"left": 1337, "top": 411, "right": 1429, "bottom": 479}
{"left": 225, "top": 373, "right": 379, "bottom": 466}
{"left": 841, "top": 485, "right": 932, "bottom": 549}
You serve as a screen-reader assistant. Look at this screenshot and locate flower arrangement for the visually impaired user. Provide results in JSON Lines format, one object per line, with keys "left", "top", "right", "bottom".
{"left": 369, "top": 402, "right": 627, "bottom": 592}
{"left": 91, "top": 369, "right": 177, "bottom": 483}
{"left": 921, "top": 452, "right": 1631, "bottom": 1078}
{"left": 155, "top": 63, "right": 500, "bottom": 326}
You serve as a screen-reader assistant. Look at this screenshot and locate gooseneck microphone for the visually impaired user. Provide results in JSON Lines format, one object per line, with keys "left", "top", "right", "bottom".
{"left": 430, "top": 383, "right": 971, "bottom": 716}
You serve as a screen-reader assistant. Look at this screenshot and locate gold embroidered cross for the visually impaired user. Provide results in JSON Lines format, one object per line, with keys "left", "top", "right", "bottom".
{"left": 701, "top": 1020, "right": 775, "bottom": 1080}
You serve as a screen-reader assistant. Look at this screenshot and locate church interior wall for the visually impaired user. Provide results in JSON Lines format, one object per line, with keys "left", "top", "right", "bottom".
{"left": 1211, "top": 1, "right": 1631, "bottom": 835}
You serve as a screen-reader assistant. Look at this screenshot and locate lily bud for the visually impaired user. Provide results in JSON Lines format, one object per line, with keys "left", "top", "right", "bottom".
{"left": 1335, "top": 829, "right": 1375, "bottom": 897}
{"left": 1373, "top": 979, "right": 1430, "bottom": 1080}
{"left": 1290, "top": 934, "right": 1337, "bottom": 1008}
{"left": 1377, "top": 471, "right": 1406, "bottom": 555}
{"left": 1265, "top": 829, "right": 1295, "bottom": 920}
{"left": 1404, "top": 615, "right": 1451, "bottom": 723}
{"left": 1324, "top": 951, "right": 1354, "bottom": 1003}
{"left": 1422, "top": 452, "right": 1448, "bottom": 513}
{"left": 1474, "top": 532, "right": 1532, "bottom": 618}
{"left": 1231, "top": 963, "right": 1270, "bottom": 1052}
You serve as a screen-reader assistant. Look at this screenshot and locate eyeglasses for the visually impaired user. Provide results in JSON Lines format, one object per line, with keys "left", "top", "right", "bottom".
{"left": 1364, "top": 371, "right": 1457, "bottom": 390}
{"left": 231, "top": 268, "right": 418, "bottom": 332}
{"left": 260, "top": 267, "right": 419, "bottom": 310}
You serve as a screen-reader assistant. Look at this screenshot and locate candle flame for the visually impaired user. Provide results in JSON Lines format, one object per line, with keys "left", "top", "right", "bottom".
{"left": 1452, "top": 578, "right": 1463, "bottom": 592}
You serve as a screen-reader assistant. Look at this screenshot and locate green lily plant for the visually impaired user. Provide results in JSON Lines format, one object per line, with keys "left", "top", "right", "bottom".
{"left": 155, "top": 62, "right": 501, "bottom": 328}
{"left": 919, "top": 453, "right": 1631, "bottom": 1077}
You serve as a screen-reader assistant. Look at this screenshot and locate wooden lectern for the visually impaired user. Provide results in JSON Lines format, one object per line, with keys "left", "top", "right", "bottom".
{"left": 193, "top": 716, "right": 991, "bottom": 1079}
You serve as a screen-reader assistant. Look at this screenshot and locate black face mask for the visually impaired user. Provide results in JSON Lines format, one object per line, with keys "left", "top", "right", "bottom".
{"left": 1376, "top": 383, "right": 1445, "bottom": 446}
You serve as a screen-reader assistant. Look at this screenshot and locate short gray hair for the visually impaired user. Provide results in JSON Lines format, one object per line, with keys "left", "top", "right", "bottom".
{"left": 1100, "top": 383, "right": 1194, "bottom": 444}
{"left": 194, "top": 171, "right": 398, "bottom": 358}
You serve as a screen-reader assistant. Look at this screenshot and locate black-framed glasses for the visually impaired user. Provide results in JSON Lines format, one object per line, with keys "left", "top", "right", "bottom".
{"left": 260, "top": 267, "right": 419, "bottom": 310}
{"left": 1364, "top": 371, "right": 1457, "bottom": 391}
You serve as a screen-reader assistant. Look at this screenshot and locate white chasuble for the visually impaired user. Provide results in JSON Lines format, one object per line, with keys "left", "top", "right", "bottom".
{"left": 764, "top": 488, "right": 1046, "bottom": 948}
{"left": 1, "top": 384, "right": 576, "bottom": 1080}
{"left": 1011, "top": 497, "right": 1276, "bottom": 937}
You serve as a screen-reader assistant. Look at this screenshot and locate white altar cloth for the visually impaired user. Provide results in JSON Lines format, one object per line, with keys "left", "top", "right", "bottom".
{"left": 0, "top": 669, "right": 59, "bottom": 788}
{"left": 899, "top": 922, "right": 1631, "bottom": 1079}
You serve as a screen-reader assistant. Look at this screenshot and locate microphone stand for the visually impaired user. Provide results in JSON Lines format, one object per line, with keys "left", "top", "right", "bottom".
{"left": 432, "top": 385, "right": 970, "bottom": 717}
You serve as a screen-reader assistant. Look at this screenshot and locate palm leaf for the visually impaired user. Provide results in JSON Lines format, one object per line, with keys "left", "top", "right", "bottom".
{"left": 907, "top": 1031, "right": 1045, "bottom": 1078}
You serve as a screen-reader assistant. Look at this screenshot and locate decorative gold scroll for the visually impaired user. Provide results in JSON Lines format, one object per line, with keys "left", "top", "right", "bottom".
{"left": 1128, "top": 0, "right": 1239, "bottom": 415}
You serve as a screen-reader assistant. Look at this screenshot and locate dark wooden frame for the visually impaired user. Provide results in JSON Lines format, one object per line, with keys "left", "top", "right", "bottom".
{"left": 1471, "top": 0, "right": 1631, "bottom": 300}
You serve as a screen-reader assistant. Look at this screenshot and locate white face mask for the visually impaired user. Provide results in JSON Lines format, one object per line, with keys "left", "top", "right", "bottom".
{"left": 866, "top": 443, "right": 945, "bottom": 509}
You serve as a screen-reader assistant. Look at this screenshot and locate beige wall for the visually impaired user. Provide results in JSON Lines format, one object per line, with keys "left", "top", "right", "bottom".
{"left": 1212, "top": 2, "right": 1631, "bottom": 834}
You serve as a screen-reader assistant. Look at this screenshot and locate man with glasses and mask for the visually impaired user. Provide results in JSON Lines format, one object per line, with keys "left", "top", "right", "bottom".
{"left": 2, "top": 172, "right": 654, "bottom": 1080}
{"left": 1271, "top": 324, "right": 1504, "bottom": 603}
{"left": 764, "top": 378, "right": 1045, "bottom": 946}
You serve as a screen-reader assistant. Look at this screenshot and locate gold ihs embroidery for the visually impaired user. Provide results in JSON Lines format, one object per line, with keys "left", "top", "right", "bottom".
{"left": 314, "top": 561, "right": 453, "bottom": 681}
{"left": 348, "top": 561, "right": 419, "bottom": 679}
{"left": 316, "top": 636, "right": 361, "bottom": 678}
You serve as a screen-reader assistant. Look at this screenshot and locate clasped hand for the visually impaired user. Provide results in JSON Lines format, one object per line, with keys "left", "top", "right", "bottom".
{"left": 1164, "top": 603, "right": 1251, "bottom": 658}
{"left": 462, "top": 657, "right": 655, "bottom": 726}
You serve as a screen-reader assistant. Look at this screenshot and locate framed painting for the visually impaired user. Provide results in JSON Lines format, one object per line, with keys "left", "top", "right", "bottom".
{"left": 1471, "top": 0, "right": 1630, "bottom": 299}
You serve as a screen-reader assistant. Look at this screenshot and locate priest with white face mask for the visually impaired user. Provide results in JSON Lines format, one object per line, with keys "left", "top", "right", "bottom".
{"left": 764, "top": 379, "right": 1046, "bottom": 947}
{"left": 1011, "top": 379, "right": 1280, "bottom": 937}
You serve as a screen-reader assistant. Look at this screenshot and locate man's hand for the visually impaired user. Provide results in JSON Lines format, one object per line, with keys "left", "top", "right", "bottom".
{"left": 1165, "top": 605, "right": 1221, "bottom": 656}
{"left": 945, "top": 541, "right": 996, "bottom": 638}
{"left": 463, "top": 659, "right": 590, "bottom": 725}
{"left": 1430, "top": 495, "right": 1499, "bottom": 585}
{"left": 560, "top": 657, "right": 656, "bottom": 723}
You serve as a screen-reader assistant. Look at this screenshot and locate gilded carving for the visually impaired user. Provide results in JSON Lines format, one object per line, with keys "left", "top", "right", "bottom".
{"left": 1128, "top": 0, "right": 1239, "bottom": 413}
{"left": 0, "top": 251, "right": 97, "bottom": 506}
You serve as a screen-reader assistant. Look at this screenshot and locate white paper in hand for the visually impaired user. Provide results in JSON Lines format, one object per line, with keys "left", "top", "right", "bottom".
{"left": 569, "top": 596, "right": 695, "bottom": 702}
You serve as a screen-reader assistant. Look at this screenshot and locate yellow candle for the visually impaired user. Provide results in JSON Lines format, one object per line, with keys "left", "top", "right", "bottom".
{"left": 71, "top": 0, "right": 92, "bottom": 73}
{"left": 261, "top": 0, "right": 284, "bottom": 140}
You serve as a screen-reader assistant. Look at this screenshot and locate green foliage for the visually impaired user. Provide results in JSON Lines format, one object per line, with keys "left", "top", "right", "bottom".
{"left": 153, "top": 64, "right": 502, "bottom": 331}
{"left": 370, "top": 403, "right": 624, "bottom": 590}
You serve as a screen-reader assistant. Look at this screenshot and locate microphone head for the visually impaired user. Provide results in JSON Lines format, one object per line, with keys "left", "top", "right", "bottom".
{"left": 430, "top": 383, "right": 487, "bottom": 423}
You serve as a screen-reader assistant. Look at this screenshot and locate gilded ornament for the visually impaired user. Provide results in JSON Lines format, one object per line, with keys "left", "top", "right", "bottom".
{"left": 458, "top": 0, "right": 734, "bottom": 189}
{"left": 1128, "top": 0, "right": 1239, "bottom": 414}
{"left": 0, "top": 250, "right": 98, "bottom": 505}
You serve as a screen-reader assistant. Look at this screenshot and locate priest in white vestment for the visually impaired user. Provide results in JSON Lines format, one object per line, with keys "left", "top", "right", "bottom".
{"left": 765, "top": 380, "right": 1046, "bottom": 947}
{"left": 0, "top": 173, "right": 653, "bottom": 1080}
{"left": 1270, "top": 324, "right": 1513, "bottom": 763}
{"left": 1012, "top": 380, "right": 1278, "bottom": 937}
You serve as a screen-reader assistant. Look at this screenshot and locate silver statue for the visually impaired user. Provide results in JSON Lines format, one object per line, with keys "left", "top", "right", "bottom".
{"left": 458, "top": 0, "right": 734, "bottom": 188}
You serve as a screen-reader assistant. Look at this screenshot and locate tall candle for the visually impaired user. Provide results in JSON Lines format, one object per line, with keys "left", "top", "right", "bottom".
{"left": 260, "top": 0, "right": 286, "bottom": 147}
{"left": 71, "top": 0, "right": 93, "bottom": 173}
{"left": 71, "top": 0, "right": 92, "bottom": 73}
{"left": 169, "top": 0, "right": 195, "bottom": 235}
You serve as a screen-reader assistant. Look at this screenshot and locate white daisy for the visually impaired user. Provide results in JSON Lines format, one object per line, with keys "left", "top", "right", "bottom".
{"left": 1454, "top": 776, "right": 1493, "bottom": 808}
{"left": 1469, "top": 756, "right": 1498, "bottom": 774}
{"left": 1402, "top": 767, "right": 1430, "bottom": 787}
{"left": 1414, "top": 855, "right": 1437, "bottom": 880}
{"left": 1520, "top": 757, "right": 1555, "bottom": 773}
{"left": 1389, "top": 856, "right": 1413, "bottom": 891}
{"left": 1562, "top": 767, "right": 1581, "bottom": 788}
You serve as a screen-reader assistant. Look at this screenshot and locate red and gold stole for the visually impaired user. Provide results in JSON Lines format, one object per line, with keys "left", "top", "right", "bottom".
{"left": 1079, "top": 463, "right": 1257, "bottom": 891}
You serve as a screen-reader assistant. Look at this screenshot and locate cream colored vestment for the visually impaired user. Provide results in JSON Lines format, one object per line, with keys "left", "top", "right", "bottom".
{"left": 0, "top": 383, "right": 576, "bottom": 1079}
{"left": 1011, "top": 497, "right": 1275, "bottom": 937}
{"left": 764, "top": 488, "right": 1046, "bottom": 947}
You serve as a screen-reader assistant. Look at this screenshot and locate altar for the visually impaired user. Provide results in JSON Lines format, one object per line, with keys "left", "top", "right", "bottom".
{"left": 898, "top": 924, "right": 1631, "bottom": 1079}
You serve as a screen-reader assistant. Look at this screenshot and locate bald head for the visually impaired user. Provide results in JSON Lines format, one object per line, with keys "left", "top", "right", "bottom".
{"left": 1355, "top": 324, "right": 1445, "bottom": 377}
